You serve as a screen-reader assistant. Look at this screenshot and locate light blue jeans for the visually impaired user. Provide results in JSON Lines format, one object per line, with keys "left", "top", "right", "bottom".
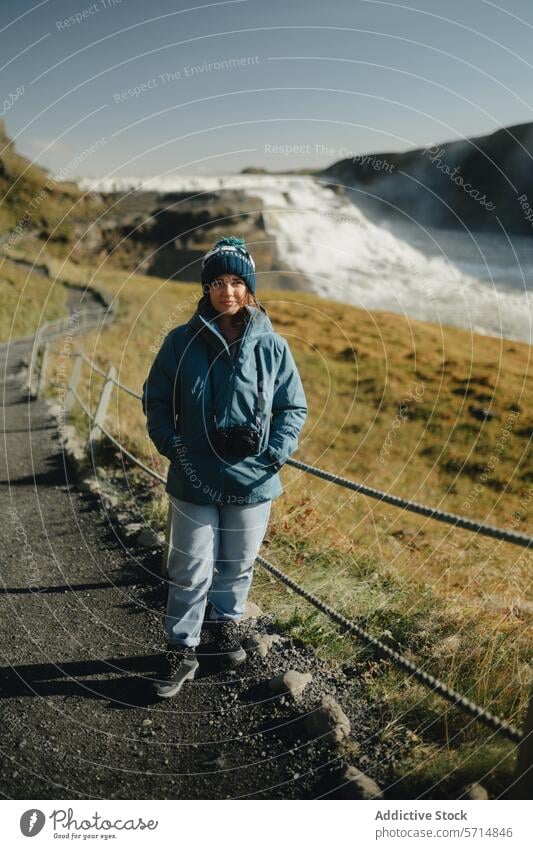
{"left": 164, "top": 495, "right": 273, "bottom": 648}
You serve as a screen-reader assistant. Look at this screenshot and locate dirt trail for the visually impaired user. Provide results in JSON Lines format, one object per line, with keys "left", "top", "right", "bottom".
{"left": 0, "top": 289, "right": 408, "bottom": 800}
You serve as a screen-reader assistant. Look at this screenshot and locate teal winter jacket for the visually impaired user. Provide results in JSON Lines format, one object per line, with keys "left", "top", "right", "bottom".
{"left": 141, "top": 302, "right": 308, "bottom": 505}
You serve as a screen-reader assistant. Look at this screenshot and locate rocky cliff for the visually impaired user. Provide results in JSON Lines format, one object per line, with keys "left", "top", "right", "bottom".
{"left": 0, "top": 119, "right": 100, "bottom": 243}
{"left": 320, "top": 121, "right": 533, "bottom": 235}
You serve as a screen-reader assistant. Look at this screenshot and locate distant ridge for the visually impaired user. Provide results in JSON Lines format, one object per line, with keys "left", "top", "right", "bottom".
{"left": 320, "top": 121, "right": 533, "bottom": 236}
{"left": 0, "top": 119, "right": 100, "bottom": 241}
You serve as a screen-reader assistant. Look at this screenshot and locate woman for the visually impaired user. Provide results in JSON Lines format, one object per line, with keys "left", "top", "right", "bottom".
{"left": 142, "top": 236, "right": 307, "bottom": 698}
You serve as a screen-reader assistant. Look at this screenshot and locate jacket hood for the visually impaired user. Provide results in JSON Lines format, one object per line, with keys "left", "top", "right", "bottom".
{"left": 187, "top": 301, "right": 275, "bottom": 358}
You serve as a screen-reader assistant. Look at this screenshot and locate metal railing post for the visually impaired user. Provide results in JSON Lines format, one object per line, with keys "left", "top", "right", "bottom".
{"left": 64, "top": 348, "right": 84, "bottom": 418}
{"left": 28, "top": 323, "right": 48, "bottom": 397}
{"left": 36, "top": 340, "right": 50, "bottom": 399}
{"left": 87, "top": 364, "right": 116, "bottom": 458}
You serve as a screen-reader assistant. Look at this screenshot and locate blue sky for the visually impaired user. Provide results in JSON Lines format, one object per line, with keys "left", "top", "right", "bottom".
{"left": 2, "top": 0, "right": 533, "bottom": 178}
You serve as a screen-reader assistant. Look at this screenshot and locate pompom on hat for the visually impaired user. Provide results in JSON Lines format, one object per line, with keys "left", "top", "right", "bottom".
{"left": 201, "top": 236, "right": 257, "bottom": 295}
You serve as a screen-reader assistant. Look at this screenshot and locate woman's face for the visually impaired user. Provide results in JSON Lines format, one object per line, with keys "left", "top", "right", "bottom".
{"left": 208, "top": 274, "right": 247, "bottom": 315}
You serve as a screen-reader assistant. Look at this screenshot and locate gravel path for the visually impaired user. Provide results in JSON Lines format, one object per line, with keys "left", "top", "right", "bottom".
{"left": 0, "top": 288, "right": 411, "bottom": 800}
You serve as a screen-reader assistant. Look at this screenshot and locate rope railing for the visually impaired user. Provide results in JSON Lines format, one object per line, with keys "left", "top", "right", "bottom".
{"left": 0, "top": 313, "right": 78, "bottom": 349}
{"left": 110, "top": 376, "right": 143, "bottom": 400}
{"left": 69, "top": 385, "right": 96, "bottom": 421}
{"left": 51, "top": 348, "right": 532, "bottom": 551}
{"left": 255, "top": 553, "right": 523, "bottom": 744}
{"left": 285, "top": 458, "right": 533, "bottom": 550}
{"left": 53, "top": 350, "right": 143, "bottom": 399}
{"left": 69, "top": 385, "right": 166, "bottom": 483}
{"left": 34, "top": 306, "right": 531, "bottom": 751}
{"left": 63, "top": 369, "right": 525, "bottom": 745}
{"left": 80, "top": 353, "right": 107, "bottom": 379}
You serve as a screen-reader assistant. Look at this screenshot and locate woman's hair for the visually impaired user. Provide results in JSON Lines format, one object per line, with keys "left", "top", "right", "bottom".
{"left": 196, "top": 284, "right": 262, "bottom": 329}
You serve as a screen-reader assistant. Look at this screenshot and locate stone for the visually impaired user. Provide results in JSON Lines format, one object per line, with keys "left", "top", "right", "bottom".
{"left": 137, "top": 528, "right": 161, "bottom": 548}
{"left": 123, "top": 523, "right": 143, "bottom": 538}
{"left": 462, "top": 782, "right": 489, "bottom": 800}
{"left": 203, "top": 755, "right": 226, "bottom": 769}
{"left": 244, "top": 632, "right": 283, "bottom": 658}
{"left": 242, "top": 601, "right": 263, "bottom": 619}
{"left": 326, "top": 765, "right": 384, "bottom": 799}
{"left": 15, "top": 367, "right": 28, "bottom": 386}
{"left": 58, "top": 425, "right": 77, "bottom": 444}
{"left": 65, "top": 440, "right": 85, "bottom": 464}
{"left": 77, "top": 475, "right": 96, "bottom": 492}
{"left": 304, "top": 695, "right": 351, "bottom": 743}
{"left": 46, "top": 402, "right": 63, "bottom": 419}
{"left": 268, "top": 670, "right": 312, "bottom": 701}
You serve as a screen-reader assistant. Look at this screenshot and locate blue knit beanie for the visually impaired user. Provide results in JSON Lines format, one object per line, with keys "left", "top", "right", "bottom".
{"left": 201, "top": 236, "right": 257, "bottom": 295}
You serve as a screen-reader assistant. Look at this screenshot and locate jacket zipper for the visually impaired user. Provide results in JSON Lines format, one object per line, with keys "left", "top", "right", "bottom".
{"left": 224, "top": 317, "right": 253, "bottom": 429}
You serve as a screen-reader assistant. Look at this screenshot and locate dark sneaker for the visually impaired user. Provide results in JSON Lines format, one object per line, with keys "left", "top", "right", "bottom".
{"left": 153, "top": 645, "right": 199, "bottom": 698}
{"left": 210, "top": 619, "right": 247, "bottom": 666}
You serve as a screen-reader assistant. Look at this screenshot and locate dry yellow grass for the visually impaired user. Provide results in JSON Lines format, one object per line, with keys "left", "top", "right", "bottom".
{"left": 0, "top": 256, "right": 68, "bottom": 340}
{"left": 10, "top": 241, "right": 533, "bottom": 794}
{"left": 44, "top": 257, "right": 531, "bottom": 595}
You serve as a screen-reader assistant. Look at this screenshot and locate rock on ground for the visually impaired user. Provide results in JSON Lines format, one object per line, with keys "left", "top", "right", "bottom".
{"left": 267, "top": 670, "right": 313, "bottom": 700}
{"left": 304, "top": 694, "right": 351, "bottom": 743}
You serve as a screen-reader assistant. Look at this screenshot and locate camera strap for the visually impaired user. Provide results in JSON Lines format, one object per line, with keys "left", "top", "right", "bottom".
{"left": 207, "top": 338, "right": 265, "bottom": 433}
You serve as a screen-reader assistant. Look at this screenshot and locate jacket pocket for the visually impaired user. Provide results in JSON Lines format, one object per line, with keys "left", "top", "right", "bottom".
{"left": 223, "top": 448, "right": 281, "bottom": 496}
{"left": 171, "top": 447, "right": 224, "bottom": 500}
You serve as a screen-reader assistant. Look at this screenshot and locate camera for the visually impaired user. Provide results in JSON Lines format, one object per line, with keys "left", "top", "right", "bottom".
{"left": 211, "top": 424, "right": 262, "bottom": 458}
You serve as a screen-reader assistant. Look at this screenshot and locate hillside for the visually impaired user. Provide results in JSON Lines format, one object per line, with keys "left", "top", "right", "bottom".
{"left": 0, "top": 119, "right": 101, "bottom": 246}
{"left": 0, "top": 256, "right": 68, "bottom": 340}
{"left": 320, "top": 121, "right": 533, "bottom": 235}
